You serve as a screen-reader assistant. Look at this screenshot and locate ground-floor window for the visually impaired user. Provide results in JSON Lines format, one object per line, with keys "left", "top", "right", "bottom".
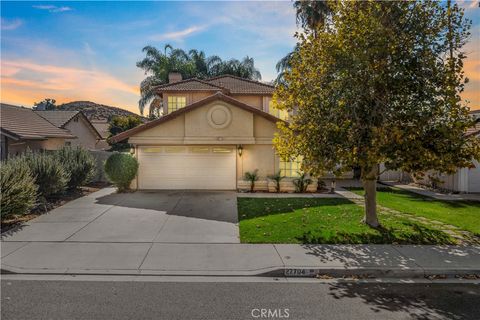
{"left": 279, "top": 156, "right": 302, "bottom": 177}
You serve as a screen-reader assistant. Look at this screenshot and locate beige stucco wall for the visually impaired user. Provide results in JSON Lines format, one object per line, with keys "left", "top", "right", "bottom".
{"left": 231, "top": 95, "right": 264, "bottom": 110}
{"left": 184, "top": 102, "right": 254, "bottom": 143}
{"left": 6, "top": 137, "right": 67, "bottom": 156}
{"left": 64, "top": 116, "right": 98, "bottom": 150}
{"left": 131, "top": 114, "right": 185, "bottom": 145}
{"left": 236, "top": 144, "right": 276, "bottom": 181}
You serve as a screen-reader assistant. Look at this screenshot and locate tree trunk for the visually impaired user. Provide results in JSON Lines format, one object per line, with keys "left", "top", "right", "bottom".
{"left": 361, "top": 166, "right": 380, "bottom": 228}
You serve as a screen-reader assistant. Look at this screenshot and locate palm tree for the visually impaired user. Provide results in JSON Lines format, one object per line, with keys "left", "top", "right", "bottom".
{"left": 294, "top": 0, "right": 332, "bottom": 34}
{"left": 275, "top": 45, "right": 298, "bottom": 85}
{"left": 275, "top": 1, "right": 333, "bottom": 85}
{"left": 137, "top": 45, "right": 262, "bottom": 116}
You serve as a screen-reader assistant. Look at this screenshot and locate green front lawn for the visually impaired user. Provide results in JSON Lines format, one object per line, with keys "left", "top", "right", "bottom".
{"left": 237, "top": 198, "right": 455, "bottom": 244}
{"left": 349, "top": 187, "right": 480, "bottom": 236}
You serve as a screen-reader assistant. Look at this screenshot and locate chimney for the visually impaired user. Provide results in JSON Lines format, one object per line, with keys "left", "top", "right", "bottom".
{"left": 168, "top": 72, "right": 182, "bottom": 83}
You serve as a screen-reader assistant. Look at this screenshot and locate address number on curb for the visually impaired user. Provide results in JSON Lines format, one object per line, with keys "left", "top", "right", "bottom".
{"left": 284, "top": 269, "right": 316, "bottom": 277}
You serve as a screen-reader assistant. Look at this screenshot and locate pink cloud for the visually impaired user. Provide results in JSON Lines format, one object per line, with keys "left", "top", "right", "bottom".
{"left": 1, "top": 60, "right": 141, "bottom": 113}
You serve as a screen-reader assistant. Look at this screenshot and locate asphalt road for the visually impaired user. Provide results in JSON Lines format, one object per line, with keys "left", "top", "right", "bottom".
{"left": 1, "top": 277, "right": 479, "bottom": 320}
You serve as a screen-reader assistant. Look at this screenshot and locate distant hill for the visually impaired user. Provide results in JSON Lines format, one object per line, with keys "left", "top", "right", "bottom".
{"left": 57, "top": 101, "right": 144, "bottom": 121}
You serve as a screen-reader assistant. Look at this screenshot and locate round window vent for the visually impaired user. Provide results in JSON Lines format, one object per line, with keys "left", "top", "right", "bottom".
{"left": 207, "top": 105, "right": 232, "bottom": 129}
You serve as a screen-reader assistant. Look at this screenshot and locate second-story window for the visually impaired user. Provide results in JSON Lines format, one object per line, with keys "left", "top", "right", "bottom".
{"left": 269, "top": 100, "right": 288, "bottom": 121}
{"left": 167, "top": 96, "right": 187, "bottom": 113}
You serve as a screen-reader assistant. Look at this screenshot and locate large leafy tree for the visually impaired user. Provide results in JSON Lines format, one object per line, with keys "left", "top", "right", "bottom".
{"left": 274, "top": 0, "right": 480, "bottom": 227}
{"left": 107, "top": 115, "right": 143, "bottom": 151}
{"left": 137, "top": 45, "right": 261, "bottom": 116}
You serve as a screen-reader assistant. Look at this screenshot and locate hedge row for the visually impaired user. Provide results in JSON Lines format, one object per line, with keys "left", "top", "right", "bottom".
{"left": 0, "top": 147, "right": 96, "bottom": 219}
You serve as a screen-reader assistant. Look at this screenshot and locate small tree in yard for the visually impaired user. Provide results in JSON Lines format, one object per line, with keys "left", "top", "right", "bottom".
{"left": 244, "top": 170, "right": 259, "bottom": 192}
{"left": 274, "top": 0, "right": 480, "bottom": 227}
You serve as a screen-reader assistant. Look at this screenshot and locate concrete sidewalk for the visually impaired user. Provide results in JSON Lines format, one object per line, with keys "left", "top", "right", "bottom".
{"left": 380, "top": 181, "right": 480, "bottom": 201}
{"left": 2, "top": 242, "right": 479, "bottom": 278}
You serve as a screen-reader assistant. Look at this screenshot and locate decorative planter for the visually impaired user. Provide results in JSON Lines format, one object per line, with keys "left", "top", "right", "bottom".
{"left": 237, "top": 180, "right": 269, "bottom": 192}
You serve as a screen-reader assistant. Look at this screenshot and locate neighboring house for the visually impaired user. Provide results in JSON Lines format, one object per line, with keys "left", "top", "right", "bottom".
{"left": 35, "top": 111, "right": 104, "bottom": 150}
{"left": 111, "top": 73, "right": 312, "bottom": 191}
{"left": 432, "top": 118, "right": 480, "bottom": 193}
{"left": 386, "top": 112, "right": 480, "bottom": 193}
{"left": 90, "top": 119, "right": 111, "bottom": 150}
{"left": 0, "top": 103, "right": 75, "bottom": 159}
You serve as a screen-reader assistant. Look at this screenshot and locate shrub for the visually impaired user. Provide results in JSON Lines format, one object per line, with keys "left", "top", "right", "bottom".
{"left": 244, "top": 169, "right": 259, "bottom": 192}
{"left": 104, "top": 153, "right": 138, "bottom": 192}
{"left": 21, "top": 151, "right": 69, "bottom": 198}
{"left": 268, "top": 170, "right": 285, "bottom": 193}
{"left": 293, "top": 172, "right": 312, "bottom": 193}
{"left": 0, "top": 159, "right": 38, "bottom": 218}
{"left": 55, "top": 146, "right": 96, "bottom": 189}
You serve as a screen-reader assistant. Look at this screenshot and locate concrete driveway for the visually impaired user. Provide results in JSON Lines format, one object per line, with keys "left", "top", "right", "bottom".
{"left": 1, "top": 188, "right": 239, "bottom": 244}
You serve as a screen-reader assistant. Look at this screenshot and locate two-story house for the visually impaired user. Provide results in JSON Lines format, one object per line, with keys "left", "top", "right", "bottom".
{"left": 111, "top": 73, "right": 310, "bottom": 191}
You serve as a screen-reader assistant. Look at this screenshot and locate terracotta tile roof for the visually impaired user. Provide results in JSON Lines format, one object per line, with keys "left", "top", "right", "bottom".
{"left": 0, "top": 103, "right": 75, "bottom": 140}
{"left": 35, "top": 111, "right": 79, "bottom": 127}
{"left": 206, "top": 75, "right": 274, "bottom": 94}
{"left": 155, "top": 78, "right": 227, "bottom": 92}
{"left": 110, "top": 92, "right": 284, "bottom": 143}
{"left": 91, "top": 119, "right": 110, "bottom": 139}
{"left": 155, "top": 75, "right": 275, "bottom": 95}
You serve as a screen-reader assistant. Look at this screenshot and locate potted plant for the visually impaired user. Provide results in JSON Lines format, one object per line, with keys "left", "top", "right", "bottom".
{"left": 267, "top": 170, "right": 285, "bottom": 193}
{"left": 244, "top": 169, "right": 259, "bottom": 192}
{"left": 293, "top": 172, "right": 312, "bottom": 193}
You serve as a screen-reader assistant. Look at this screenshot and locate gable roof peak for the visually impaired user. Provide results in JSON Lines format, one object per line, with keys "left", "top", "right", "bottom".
{"left": 110, "top": 92, "right": 284, "bottom": 143}
{"left": 155, "top": 77, "right": 228, "bottom": 92}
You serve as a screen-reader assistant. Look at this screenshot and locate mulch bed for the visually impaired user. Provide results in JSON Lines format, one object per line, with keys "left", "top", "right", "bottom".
{"left": 1, "top": 182, "right": 110, "bottom": 233}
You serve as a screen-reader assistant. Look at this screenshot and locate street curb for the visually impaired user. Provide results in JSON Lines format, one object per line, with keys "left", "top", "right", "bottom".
{"left": 260, "top": 267, "right": 480, "bottom": 279}
{"left": 2, "top": 265, "right": 479, "bottom": 279}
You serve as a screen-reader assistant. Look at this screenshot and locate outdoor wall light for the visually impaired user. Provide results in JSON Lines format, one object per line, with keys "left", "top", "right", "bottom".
{"left": 130, "top": 147, "right": 135, "bottom": 155}
{"left": 237, "top": 145, "right": 243, "bottom": 157}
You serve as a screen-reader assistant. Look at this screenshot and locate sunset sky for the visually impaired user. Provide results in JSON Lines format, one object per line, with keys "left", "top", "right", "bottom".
{"left": 1, "top": 1, "right": 479, "bottom": 115}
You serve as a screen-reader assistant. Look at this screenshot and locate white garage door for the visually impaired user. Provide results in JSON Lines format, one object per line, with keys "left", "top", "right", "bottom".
{"left": 138, "top": 146, "right": 236, "bottom": 190}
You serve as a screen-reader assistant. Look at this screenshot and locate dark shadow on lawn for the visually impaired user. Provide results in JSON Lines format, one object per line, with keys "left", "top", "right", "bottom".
{"left": 327, "top": 282, "right": 480, "bottom": 320}
{"left": 94, "top": 190, "right": 239, "bottom": 223}
{"left": 296, "top": 221, "right": 455, "bottom": 245}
